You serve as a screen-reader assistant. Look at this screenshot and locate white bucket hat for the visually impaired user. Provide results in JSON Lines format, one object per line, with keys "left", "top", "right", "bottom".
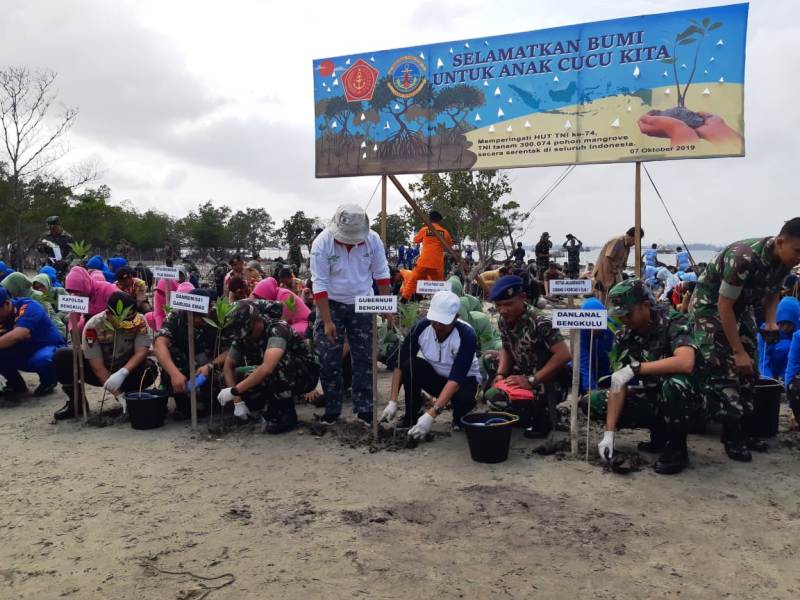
{"left": 427, "top": 290, "right": 460, "bottom": 325}
{"left": 329, "top": 204, "right": 369, "bottom": 245}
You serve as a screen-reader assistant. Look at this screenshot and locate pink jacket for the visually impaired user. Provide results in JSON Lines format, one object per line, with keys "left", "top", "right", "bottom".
{"left": 252, "top": 277, "right": 310, "bottom": 336}
{"left": 64, "top": 267, "right": 117, "bottom": 334}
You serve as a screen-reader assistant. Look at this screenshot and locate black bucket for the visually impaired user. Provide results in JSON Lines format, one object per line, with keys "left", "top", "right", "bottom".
{"left": 126, "top": 389, "right": 169, "bottom": 430}
{"left": 745, "top": 377, "right": 783, "bottom": 438}
{"left": 461, "top": 412, "right": 519, "bottom": 464}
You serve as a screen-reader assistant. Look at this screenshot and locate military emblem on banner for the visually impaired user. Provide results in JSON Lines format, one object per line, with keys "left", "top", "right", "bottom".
{"left": 387, "top": 55, "right": 426, "bottom": 98}
{"left": 341, "top": 59, "right": 379, "bottom": 102}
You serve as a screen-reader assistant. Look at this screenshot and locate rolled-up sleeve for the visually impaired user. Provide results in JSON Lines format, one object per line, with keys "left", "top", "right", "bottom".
{"left": 369, "top": 233, "right": 390, "bottom": 282}
{"left": 310, "top": 235, "right": 331, "bottom": 298}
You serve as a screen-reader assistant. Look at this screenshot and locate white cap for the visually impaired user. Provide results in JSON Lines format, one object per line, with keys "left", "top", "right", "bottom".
{"left": 329, "top": 204, "right": 369, "bottom": 245}
{"left": 427, "top": 290, "right": 460, "bottom": 325}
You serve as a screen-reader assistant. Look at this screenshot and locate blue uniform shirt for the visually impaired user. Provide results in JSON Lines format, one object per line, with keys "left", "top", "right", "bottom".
{"left": 3, "top": 298, "right": 65, "bottom": 354}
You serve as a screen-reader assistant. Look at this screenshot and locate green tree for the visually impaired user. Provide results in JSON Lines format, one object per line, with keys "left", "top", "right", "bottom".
{"left": 407, "top": 170, "right": 516, "bottom": 265}
{"left": 228, "top": 207, "right": 275, "bottom": 259}
{"left": 278, "top": 211, "right": 319, "bottom": 262}
{"left": 371, "top": 212, "right": 413, "bottom": 248}
{"left": 178, "top": 201, "right": 231, "bottom": 255}
{"left": 0, "top": 67, "right": 94, "bottom": 268}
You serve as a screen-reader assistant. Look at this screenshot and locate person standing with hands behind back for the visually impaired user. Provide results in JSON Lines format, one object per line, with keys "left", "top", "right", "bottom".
{"left": 311, "top": 204, "right": 391, "bottom": 426}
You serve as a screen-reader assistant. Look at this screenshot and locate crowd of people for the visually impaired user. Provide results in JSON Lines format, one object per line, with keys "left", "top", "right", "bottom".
{"left": 2, "top": 209, "right": 800, "bottom": 476}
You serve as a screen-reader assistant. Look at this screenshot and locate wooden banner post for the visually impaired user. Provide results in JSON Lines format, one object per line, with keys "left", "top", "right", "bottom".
{"left": 387, "top": 174, "right": 487, "bottom": 292}
{"left": 634, "top": 162, "right": 642, "bottom": 276}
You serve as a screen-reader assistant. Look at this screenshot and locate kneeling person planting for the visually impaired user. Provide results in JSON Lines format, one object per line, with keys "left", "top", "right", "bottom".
{"left": 53, "top": 292, "right": 157, "bottom": 419}
{"left": 382, "top": 290, "right": 482, "bottom": 439}
{"left": 218, "top": 299, "right": 319, "bottom": 433}
{"left": 592, "top": 279, "right": 702, "bottom": 475}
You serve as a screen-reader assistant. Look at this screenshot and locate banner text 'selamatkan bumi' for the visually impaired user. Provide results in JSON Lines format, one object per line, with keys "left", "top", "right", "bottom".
{"left": 312, "top": 3, "right": 747, "bottom": 177}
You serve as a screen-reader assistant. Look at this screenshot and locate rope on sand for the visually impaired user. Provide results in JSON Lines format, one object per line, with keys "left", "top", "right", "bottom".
{"left": 140, "top": 561, "right": 235, "bottom": 600}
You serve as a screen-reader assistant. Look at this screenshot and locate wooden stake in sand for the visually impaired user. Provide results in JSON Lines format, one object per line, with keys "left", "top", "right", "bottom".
{"left": 551, "top": 306, "right": 607, "bottom": 456}
{"left": 355, "top": 295, "right": 398, "bottom": 439}
{"left": 58, "top": 294, "right": 91, "bottom": 422}
{"left": 170, "top": 292, "right": 211, "bottom": 431}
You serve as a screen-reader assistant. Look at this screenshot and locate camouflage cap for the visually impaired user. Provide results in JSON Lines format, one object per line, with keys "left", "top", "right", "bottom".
{"left": 46, "top": 215, "right": 60, "bottom": 226}
{"left": 227, "top": 299, "right": 284, "bottom": 339}
{"left": 607, "top": 278, "right": 653, "bottom": 317}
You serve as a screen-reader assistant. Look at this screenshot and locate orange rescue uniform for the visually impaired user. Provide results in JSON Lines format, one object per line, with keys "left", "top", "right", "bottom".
{"left": 401, "top": 223, "right": 453, "bottom": 299}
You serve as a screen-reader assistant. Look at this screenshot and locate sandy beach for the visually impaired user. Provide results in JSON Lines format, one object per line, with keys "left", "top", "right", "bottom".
{"left": 1, "top": 369, "right": 800, "bottom": 600}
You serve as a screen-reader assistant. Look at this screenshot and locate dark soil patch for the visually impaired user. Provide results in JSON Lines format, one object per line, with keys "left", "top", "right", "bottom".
{"left": 305, "top": 420, "right": 445, "bottom": 452}
{"left": 647, "top": 106, "right": 706, "bottom": 128}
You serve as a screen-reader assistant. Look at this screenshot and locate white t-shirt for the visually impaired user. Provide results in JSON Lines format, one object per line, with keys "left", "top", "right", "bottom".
{"left": 417, "top": 319, "right": 482, "bottom": 383}
{"left": 310, "top": 229, "right": 390, "bottom": 305}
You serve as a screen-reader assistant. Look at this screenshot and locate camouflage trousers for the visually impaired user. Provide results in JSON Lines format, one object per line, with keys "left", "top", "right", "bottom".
{"left": 694, "top": 314, "right": 758, "bottom": 422}
{"left": 235, "top": 354, "right": 319, "bottom": 416}
{"left": 589, "top": 375, "right": 704, "bottom": 430}
{"left": 787, "top": 374, "right": 800, "bottom": 423}
{"left": 314, "top": 300, "right": 373, "bottom": 416}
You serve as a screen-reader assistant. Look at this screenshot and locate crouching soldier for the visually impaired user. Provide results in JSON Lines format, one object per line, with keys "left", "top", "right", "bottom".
{"left": 153, "top": 289, "right": 229, "bottom": 420}
{"left": 381, "top": 290, "right": 481, "bottom": 438}
{"left": 218, "top": 299, "right": 319, "bottom": 433}
{"left": 591, "top": 279, "right": 703, "bottom": 475}
{"left": 484, "top": 275, "right": 571, "bottom": 438}
{"left": 53, "top": 292, "right": 157, "bottom": 419}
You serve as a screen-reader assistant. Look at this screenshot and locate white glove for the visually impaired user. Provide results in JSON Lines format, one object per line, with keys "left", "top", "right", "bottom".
{"left": 598, "top": 431, "right": 615, "bottom": 462}
{"left": 380, "top": 400, "right": 398, "bottom": 422}
{"left": 218, "top": 388, "right": 235, "bottom": 406}
{"left": 117, "top": 394, "right": 127, "bottom": 414}
{"left": 408, "top": 412, "right": 435, "bottom": 440}
{"left": 103, "top": 368, "right": 129, "bottom": 393}
{"left": 610, "top": 365, "right": 635, "bottom": 392}
{"left": 233, "top": 401, "right": 250, "bottom": 419}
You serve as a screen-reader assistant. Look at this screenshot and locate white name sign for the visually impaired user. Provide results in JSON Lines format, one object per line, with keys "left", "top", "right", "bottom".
{"left": 552, "top": 309, "right": 608, "bottom": 330}
{"left": 153, "top": 266, "right": 180, "bottom": 280}
{"left": 170, "top": 292, "right": 210, "bottom": 314}
{"left": 549, "top": 279, "right": 593, "bottom": 295}
{"left": 416, "top": 280, "right": 450, "bottom": 295}
{"left": 355, "top": 295, "right": 398, "bottom": 313}
{"left": 57, "top": 294, "right": 89, "bottom": 314}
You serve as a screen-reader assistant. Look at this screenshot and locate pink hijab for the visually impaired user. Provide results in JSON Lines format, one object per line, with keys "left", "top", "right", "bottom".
{"left": 64, "top": 266, "right": 117, "bottom": 334}
{"left": 65, "top": 266, "right": 116, "bottom": 317}
{"left": 252, "top": 277, "right": 310, "bottom": 336}
{"left": 147, "top": 277, "right": 180, "bottom": 331}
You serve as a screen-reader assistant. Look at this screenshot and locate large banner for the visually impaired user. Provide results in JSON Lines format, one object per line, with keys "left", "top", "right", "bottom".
{"left": 313, "top": 3, "right": 747, "bottom": 178}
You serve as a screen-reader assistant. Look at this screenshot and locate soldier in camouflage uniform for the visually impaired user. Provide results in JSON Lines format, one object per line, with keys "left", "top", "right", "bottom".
{"left": 153, "top": 289, "right": 230, "bottom": 420}
{"left": 37, "top": 216, "right": 74, "bottom": 281}
{"left": 218, "top": 299, "right": 319, "bottom": 433}
{"left": 590, "top": 279, "right": 703, "bottom": 475}
{"left": 484, "top": 275, "right": 571, "bottom": 438}
{"left": 689, "top": 218, "right": 800, "bottom": 461}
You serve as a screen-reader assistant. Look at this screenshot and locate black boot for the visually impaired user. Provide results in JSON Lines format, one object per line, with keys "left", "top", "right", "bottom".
{"left": 523, "top": 399, "right": 552, "bottom": 439}
{"left": 654, "top": 432, "right": 689, "bottom": 475}
{"left": 54, "top": 399, "right": 75, "bottom": 420}
{"left": 638, "top": 422, "right": 667, "bottom": 453}
{"left": 54, "top": 385, "right": 83, "bottom": 420}
{"left": 742, "top": 416, "right": 769, "bottom": 452}
{"left": 722, "top": 422, "right": 752, "bottom": 462}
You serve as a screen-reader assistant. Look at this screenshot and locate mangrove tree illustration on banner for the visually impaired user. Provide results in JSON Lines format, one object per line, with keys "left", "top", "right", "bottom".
{"left": 312, "top": 3, "right": 748, "bottom": 178}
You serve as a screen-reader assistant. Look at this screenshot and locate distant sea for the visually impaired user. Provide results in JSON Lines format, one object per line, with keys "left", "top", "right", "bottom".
{"left": 580, "top": 249, "right": 719, "bottom": 268}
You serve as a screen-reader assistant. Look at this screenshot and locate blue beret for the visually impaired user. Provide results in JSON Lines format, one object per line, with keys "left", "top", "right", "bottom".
{"left": 0, "top": 287, "right": 8, "bottom": 304}
{"left": 489, "top": 275, "right": 525, "bottom": 301}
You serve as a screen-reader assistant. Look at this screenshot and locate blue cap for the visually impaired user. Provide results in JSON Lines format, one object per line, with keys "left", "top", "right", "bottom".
{"left": 489, "top": 275, "right": 525, "bottom": 301}
{"left": 0, "top": 287, "right": 8, "bottom": 304}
